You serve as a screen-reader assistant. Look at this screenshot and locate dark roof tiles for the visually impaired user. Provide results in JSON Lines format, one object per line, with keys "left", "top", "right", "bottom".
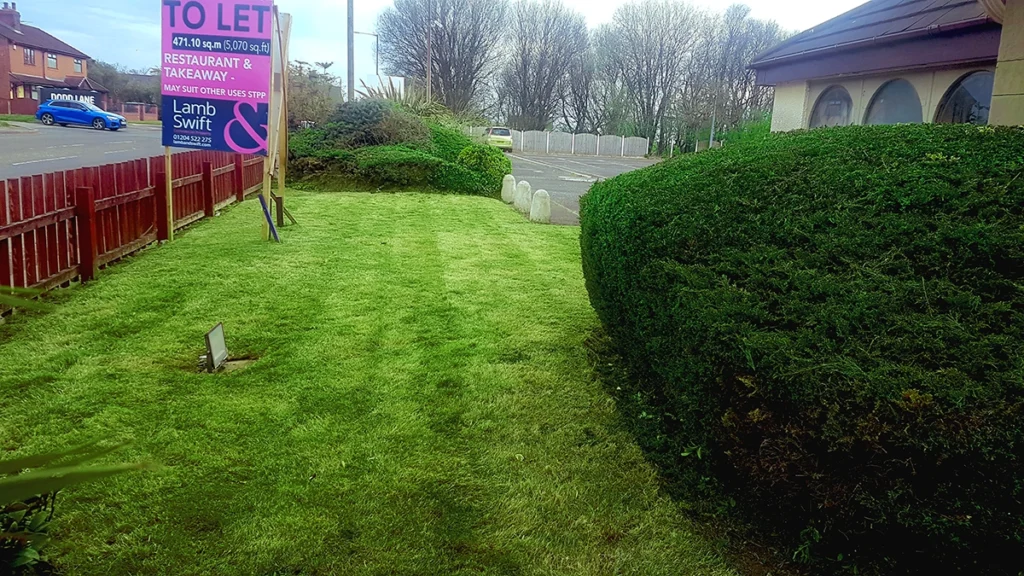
{"left": 0, "top": 20, "right": 89, "bottom": 59}
{"left": 751, "top": 0, "right": 989, "bottom": 67}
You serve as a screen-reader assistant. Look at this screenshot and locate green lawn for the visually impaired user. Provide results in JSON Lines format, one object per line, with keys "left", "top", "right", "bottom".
{"left": 0, "top": 114, "right": 35, "bottom": 123}
{"left": 0, "top": 192, "right": 736, "bottom": 575}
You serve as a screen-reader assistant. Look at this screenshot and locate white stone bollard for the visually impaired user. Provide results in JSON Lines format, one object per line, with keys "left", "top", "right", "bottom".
{"left": 530, "top": 190, "right": 551, "bottom": 224}
{"left": 515, "top": 181, "right": 532, "bottom": 213}
{"left": 501, "top": 174, "right": 516, "bottom": 204}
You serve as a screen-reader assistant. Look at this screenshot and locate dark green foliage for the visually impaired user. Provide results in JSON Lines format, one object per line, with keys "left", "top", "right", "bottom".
{"left": 327, "top": 100, "right": 389, "bottom": 146}
{"left": 579, "top": 124, "right": 1024, "bottom": 574}
{"left": 289, "top": 128, "right": 337, "bottom": 160}
{"left": 1, "top": 442, "right": 146, "bottom": 574}
{"left": 289, "top": 102, "right": 495, "bottom": 197}
{"left": 294, "top": 146, "right": 493, "bottom": 197}
{"left": 428, "top": 123, "right": 475, "bottom": 163}
{"left": 457, "top": 145, "right": 512, "bottom": 195}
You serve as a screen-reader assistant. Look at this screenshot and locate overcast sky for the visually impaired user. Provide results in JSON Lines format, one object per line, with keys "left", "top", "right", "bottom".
{"left": 20, "top": 0, "right": 866, "bottom": 80}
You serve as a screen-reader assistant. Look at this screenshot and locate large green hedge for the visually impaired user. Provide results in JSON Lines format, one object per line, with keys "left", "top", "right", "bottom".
{"left": 580, "top": 124, "right": 1024, "bottom": 574}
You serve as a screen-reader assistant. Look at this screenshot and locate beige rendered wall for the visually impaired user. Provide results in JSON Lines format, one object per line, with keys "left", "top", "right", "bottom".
{"left": 770, "top": 81, "right": 809, "bottom": 131}
{"left": 991, "top": 0, "right": 1024, "bottom": 125}
{"left": 769, "top": 65, "right": 997, "bottom": 131}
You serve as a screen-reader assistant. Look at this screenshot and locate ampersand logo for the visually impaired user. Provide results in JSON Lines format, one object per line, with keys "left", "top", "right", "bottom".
{"left": 224, "top": 101, "right": 268, "bottom": 155}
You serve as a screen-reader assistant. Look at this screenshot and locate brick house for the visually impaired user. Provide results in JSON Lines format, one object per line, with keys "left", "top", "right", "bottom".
{"left": 751, "top": 0, "right": 1023, "bottom": 131}
{"left": 0, "top": 1, "right": 107, "bottom": 115}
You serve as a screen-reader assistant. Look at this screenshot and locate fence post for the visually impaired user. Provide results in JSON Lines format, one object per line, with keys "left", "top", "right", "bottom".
{"left": 546, "top": 132, "right": 550, "bottom": 154}
{"left": 571, "top": 134, "right": 575, "bottom": 155}
{"left": 234, "top": 155, "right": 245, "bottom": 202}
{"left": 155, "top": 170, "right": 170, "bottom": 241}
{"left": 596, "top": 136, "right": 600, "bottom": 156}
{"left": 620, "top": 136, "right": 625, "bottom": 157}
{"left": 74, "top": 186, "right": 97, "bottom": 282}
{"left": 202, "top": 161, "right": 215, "bottom": 218}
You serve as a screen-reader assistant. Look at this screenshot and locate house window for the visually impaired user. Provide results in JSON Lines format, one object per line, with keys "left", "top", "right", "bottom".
{"left": 16, "top": 85, "right": 24, "bottom": 98}
{"left": 47, "top": 54, "right": 57, "bottom": 69}
{"left": 31, "top": 86, "right": 38, "bottom": 100}
{"left": 809, "top": 86, "right": 854, "bottom": 128}
{"left": 23, "top": 47, "right": 35, "bottom": 66}
{"left": 865, "top": 79, "right": 923, "bottom": 125}
{"left": 935, "top": 71, "right": 994, "bottom": 126}
{"left": 74, "top": 59, "right": 83, "bottom": 73}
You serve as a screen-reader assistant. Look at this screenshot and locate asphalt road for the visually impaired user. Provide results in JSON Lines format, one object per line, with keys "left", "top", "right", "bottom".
{"left": 0, "top": 122, "right": 170, "bottom": 181}
{"left": 0, "top": 126, "right": 657, "bottom": 223}
{"left": 508, "top": 153, "right": 658, "bottom": 225}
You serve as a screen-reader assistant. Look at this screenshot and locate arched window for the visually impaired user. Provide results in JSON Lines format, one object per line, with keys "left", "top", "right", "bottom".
{"left": 935, "top": 71, "right": 994, "bottom": 125}
{"left": 809, "top": 86, "right": 854, "bottom": 128}
{"left": 865, "top": 79, "right": 923, "bottom": 125}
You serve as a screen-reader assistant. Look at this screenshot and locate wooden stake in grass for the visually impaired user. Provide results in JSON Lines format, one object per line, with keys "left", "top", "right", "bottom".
{"left": 164, "top": 148, "right": 174, "bottom": 242}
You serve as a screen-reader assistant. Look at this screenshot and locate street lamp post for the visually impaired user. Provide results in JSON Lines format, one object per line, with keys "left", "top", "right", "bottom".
{"left": 354, "top": 31, "right": 379, "bottom": 77}
{"left": 426, "top": 0, "right": 432, "bottom": 101}
{"left": 347, "top": 0, "right": 355, "bottom": 102}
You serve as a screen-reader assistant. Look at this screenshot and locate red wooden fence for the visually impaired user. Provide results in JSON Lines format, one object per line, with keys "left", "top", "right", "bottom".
{"left": 1, "top": 150, "right": 263, "bottom": 309}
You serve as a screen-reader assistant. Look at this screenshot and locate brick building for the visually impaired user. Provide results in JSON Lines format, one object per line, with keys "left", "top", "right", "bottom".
{"left": 0, "top": 1, "right": 107, "bottom": 115}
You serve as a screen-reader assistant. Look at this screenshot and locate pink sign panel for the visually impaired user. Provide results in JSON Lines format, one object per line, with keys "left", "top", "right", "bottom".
{"left": 161, "top": 0, "right": 273, "bottom": 155}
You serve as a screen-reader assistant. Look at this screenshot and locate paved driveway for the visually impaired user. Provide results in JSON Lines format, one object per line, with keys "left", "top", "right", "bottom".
{"left": 508, "top": 154, "right": 658, "bottom": 225}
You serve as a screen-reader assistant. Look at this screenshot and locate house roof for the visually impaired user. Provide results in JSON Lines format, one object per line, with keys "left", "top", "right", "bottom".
{"left": 750, "top": 0, "right": 991, "bottom": 69}
{"left": 0, "top": 20, "right": 89, "bottom": 59}
{"left": 64, "top": 75, "right": 107, "bottom": 92}
{"left": 9, "top": 72, "right": 107, "bottom": 92}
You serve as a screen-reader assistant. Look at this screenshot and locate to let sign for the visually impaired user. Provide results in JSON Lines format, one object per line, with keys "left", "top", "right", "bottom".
{"left": 161, "top": 0, "right": 273, "bottom": 155}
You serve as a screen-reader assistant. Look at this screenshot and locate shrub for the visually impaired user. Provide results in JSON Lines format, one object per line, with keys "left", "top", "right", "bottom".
{"left": 428, "top": 122, "right": 475, "bottom": 163}
{"left": 369, "top": 108, "right": 431, "bottom": 149}
{"left": 579, "top": 124, "right": 1024, "bottom": 574}
{"left": 328, "top": 99, "right": 389, "bottom": 146}
{"left": 293, "top": 146, "right": 492, "bottom": 197}
{"left": 354, "top": 146, "right": 491, "bottom": 196}
{"left": 457, "top": 145, "right": 512, "bottom": 195}
{"left": 289, "top": 127, "right": 335, "bottom": 159}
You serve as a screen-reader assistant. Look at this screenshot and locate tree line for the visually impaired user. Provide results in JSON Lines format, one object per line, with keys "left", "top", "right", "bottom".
{"left": 376, "top": 0, "right": 788, "bottom": 152}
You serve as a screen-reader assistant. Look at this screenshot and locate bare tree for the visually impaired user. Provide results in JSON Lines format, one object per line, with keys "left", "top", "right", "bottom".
{"left": 497, "top": 0, "right": 588, "bottom": 130}
{"left": 601, "top": 0, "right": 701, "bottom": 150}
{"left": 558, "top": 34, "right": 596, "bottom": 133}
{"left": 714, "top": 5, "right": 785, "bottom": 130}
{"left": 288, "top": 62, "right": 337, "bottom": 127}
{"left": 377, "top": 0, "right": 508, "bottom": 113}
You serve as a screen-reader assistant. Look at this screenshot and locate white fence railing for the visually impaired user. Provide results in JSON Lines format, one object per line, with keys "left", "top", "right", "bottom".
{"left": 466, "top": 127, "right": 650, "bottom": 158}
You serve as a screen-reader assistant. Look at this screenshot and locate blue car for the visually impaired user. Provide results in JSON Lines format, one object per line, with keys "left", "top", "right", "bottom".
{"left": 36, "top": 100, "right": 127, "bottom": 131}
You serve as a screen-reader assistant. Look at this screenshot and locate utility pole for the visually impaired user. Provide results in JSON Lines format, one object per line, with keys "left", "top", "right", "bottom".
{"left": 347, "top": 0, "right": 355, "bottom": 102}
{"left": 709, "top": 82, "right": 720, "bottom": 150}
{"left": 426, "top": 0, "right": 432, "bottom": 101}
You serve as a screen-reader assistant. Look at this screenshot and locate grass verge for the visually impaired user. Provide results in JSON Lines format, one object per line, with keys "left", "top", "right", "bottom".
{"left": 0, "top": 191, "right": 737, "bottom": 576}
{"left": 0, "top": 114, "right": 36, "bottom": 123}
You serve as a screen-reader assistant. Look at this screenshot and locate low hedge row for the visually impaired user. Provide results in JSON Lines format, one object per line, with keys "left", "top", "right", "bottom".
{"left": 579, "top": 124, "right": 1024, "bottom": 574}
{"left": 291, "top": 146, "right": 495, "bottom": 197}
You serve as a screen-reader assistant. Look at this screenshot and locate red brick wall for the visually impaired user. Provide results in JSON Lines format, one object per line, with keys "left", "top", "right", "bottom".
{"left": 0, "top": 40, "right": 11, "bottom": 101}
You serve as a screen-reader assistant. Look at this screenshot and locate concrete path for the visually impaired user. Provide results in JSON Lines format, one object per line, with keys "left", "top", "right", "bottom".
{"left": 508, "top": 153, "right": 658, "bottom": 225}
